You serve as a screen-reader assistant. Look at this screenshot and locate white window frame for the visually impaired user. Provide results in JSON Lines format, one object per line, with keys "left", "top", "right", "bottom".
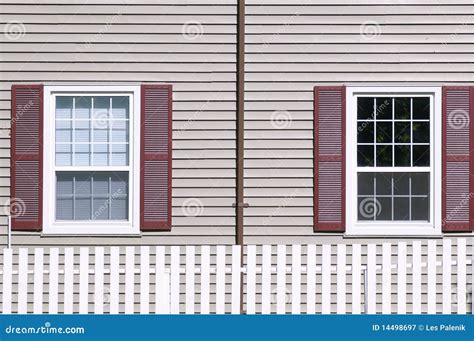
{"left": 43, "top": 85, "right": 141, "bottom": 235}
{"left": 346, "top": 86, "right": 442, "bottom": 236}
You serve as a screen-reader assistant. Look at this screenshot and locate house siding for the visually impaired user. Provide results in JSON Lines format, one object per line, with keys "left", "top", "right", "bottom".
{"left": 244, "top": 0, "right": 474, "bottom": 243}
{"left": 0, "top": 0, "right": 237, "bottom": 245}
{"left": 0, "top": 0, "right": 472, "bottom": 247}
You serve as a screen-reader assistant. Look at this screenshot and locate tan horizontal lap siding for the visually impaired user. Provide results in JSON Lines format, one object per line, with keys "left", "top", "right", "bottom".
{"left": 0, "top": 1, "right": 237, "bottom": 245}
{"left": 244, "top": 0, "right": 474, "bottom": 243}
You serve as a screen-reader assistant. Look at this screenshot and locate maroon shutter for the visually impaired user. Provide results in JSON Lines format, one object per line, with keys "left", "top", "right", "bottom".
{"left": 11, "top": 84, "right": 43, "bottom": 231}
{"left": 442, "top": 86, "right": 474, "bottom": 232}
{"left": 314, "top": 86, "right": 345, "bottom": 232}
{"left": 140, "top": 84, "right": 172, "bottom": 231}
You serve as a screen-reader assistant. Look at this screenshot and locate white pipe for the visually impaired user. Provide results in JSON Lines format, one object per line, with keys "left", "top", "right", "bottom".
{"left": 7, "top": 215, "right": 11, "bottom": 249}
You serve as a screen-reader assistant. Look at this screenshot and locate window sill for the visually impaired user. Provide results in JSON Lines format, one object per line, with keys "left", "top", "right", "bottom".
{"left": 343, "top": 233, "right": 444, "bottom": 239}
{"left": 42, "top": 225, "right": 140, "bottom": 236}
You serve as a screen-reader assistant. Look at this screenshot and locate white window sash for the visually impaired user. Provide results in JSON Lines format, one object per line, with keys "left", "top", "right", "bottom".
{"left": 345, "top": 86, "right": 442, "bottom": 236}
{"left": 43, "top": 86, "right": 141, "bottom": 235}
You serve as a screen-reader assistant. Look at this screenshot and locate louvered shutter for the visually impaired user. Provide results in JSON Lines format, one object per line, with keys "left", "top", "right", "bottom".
{"left": 140, "top": 84, "right": 172, "bottom": 231}
{"left": 314, "top": 86, "right": 345, "bottom": 232}
{"left": 11, "top": 84, "right": 43, "bottom": 231}
{"left": 442, "top": 86, "right": 474, "bottom": 232}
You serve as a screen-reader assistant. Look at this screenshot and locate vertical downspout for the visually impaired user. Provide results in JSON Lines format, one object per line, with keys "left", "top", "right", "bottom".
{"left": 236, "top": 0, "right": 245, "bottom": 247}
{"left": 236, "top": 0, "right": 246, "bottom": 313}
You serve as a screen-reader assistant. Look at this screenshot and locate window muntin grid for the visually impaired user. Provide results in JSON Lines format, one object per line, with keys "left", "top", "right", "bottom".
{"left": 56, "top": 171, "right": 129, "bottom": 221}
{"left": 55, "top": 96, "right": 130, "bottom": 167}
{"left": 54, "top": 95, "right": 131, "bottom": 222}
{"left": 356, "top": 96, "right": 431, "bottom": 222}
{"left": 357, "top": 97, "right": 430, "bottom": 168}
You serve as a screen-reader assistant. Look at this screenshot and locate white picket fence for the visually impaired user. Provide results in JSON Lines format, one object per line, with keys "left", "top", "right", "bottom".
{"left": 1, "top": 239, "right": 472, "bottom": 314}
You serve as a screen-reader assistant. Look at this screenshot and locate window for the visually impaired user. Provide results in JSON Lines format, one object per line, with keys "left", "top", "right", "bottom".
{"left": 43, "top": 86, "right": 140, "bottom": 234}
{"left": 346, "top": 87, "right": 441, "bottom": 235}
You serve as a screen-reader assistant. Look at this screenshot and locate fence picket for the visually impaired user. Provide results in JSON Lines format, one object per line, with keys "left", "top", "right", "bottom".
{"left": 246, "top": 245, "right": 256, "bottom": 314}
{"left": 155, "top": 246, "right": 168, "bottom": 314}
{"left": 49, "top": 248, "right": 59, "bottom": 314}
{"left": 306, "top": 244, "right": 316, "bottom": 314}
{"left": 200, "top": 246, "right": 210, "bottom": 314}
{"left": 291, "top": 245, "right": 301, "bottom": 314}
{"left": 412, "top": 241, "right": 422, "bottom": 314}
{"left": 397, "top": 242, "right": 407, "bottom": 314}
{"left": 427, "top": 240, "right": 437, "bottom": 314}
{"left": 336, "top": 244, "right": 346, "bottom": 314}
{"left": 79, "top": 248, "right": 89, "bottom": 314}
{"left": 2, "top": 248, "right": 12, "bottom": 314}
{"left": 352, "top": 244, "right": 361, "bottom": 314}
{"left": 322, "top": 244, "right": 331, "bottom": 314}
{"left": 231, "top": 245, "right": 241, "bottom": 314}
{"left": 140, "top": 246, "right": 150, "bottom": 314}
{"left": 442, "top": 239, "right": 452, "bottom": 314}
{"left": 64, "top": 248, "right": 74, "bottom": 314}
{"left": 276, "top": 245, "right": 286, "bottom": 314}
{"left": 261, "top": 245, "right": 271, "bottom": 314}
{"left": 18, "top": 248, "right": 28, "bottom": 314}
{"left": 33, "top": 248, "right": 44, "bottom": 314}
{"left": 457, "top": 239, "right": 467, "bottom": 314}
{"left": 170, "top": 246, "right": 180, "bottom": 314}
{"left": 109, "top": 247, "right": 120, "bottom": 314}
{"left": 94, "top": 247, "right": 104, "bottom": 314}
{"left": 216, "top": 245, "right": 225, "bottom": 314}
{"left": 382, "top": 243, "right": 391, "bottom": 314}
{"left": 185, "top": 246, "right": 195, "bottom": 314}
{"left": 366, "top": 244, "right": 376, "bottom": 314}
{"left": 125, "top": 246, "right": 135, "bottom": 314}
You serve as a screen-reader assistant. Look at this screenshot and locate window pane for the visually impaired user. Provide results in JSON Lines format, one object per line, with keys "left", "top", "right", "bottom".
{"left": 93, "top": 96, "right": 110, "bottom": 120}
{"left": 375, "top": 173, "right": 391, "bottom": 195}
{"left": 376, "top": 197, "right": 392, "bottom": 220}
{"left": 357, "top": 122, "right": 374, "bottom": 143}
{"left": 393, "top": 173, "right": 409, "bottom": 195}
{"left": 111, "top": 96, "right": 129, "bottom": 119}
{"left": 357, "top": 97, "right": 374, "bottom": 120}
{"left": 357, "top": 145, "right": 374, "bottom": 167}
{"left": 393, "top": 197, "right": 410, "bottom": 220}
{"left": 358, "top": 173, "right": 374, "bottom": 195}
{"left": 75, "top": 97, "right": 91, "bottom": 119}
{"left": 394, "top": 145, "right": 410, "bottom": 167}
{"left": 413, "top": 145, "right": 430, "bottom": 166}
{"left": 412, "top": 122, "right": 429, "bottom": 143}
{"left": 412, "top": 197, "right": 429, "bottom": 221}
{"left": 394, "top": 97, "right": 410, "bottom": 119}
{"left": 56, "top": 171, "right": 129, "bottom": 221}
{"left": 375, "top": 97, "right": 392, "bottom": 120}
{"left": 74, "top": 144, "right": 90, "bottom": 166}
{"left": 74, "top": 120, "right": 91, "bottom": 143}
{"left": 413, "top": 97, "right": 430, "bottom": 119}
{"left": 357, "top": 172, "right": 430, "bottom": 222}
{"left": 394, "top": 122, "right": 410, "bottom": 143}
{"left": 376, "top": 145, "right": 392, "bottom": 166}
{"left": 376, "top": 122, "right": 392, "bottom": 143}
{"left": 56, "top": 97, "right": 73, "bottom": 119}
{"left": 358, "top": 197, "right": 376, "bottom": 220}
{"left": 92, "top": 144, "right": 109, "bottom": 166}
{"left": 411, "top": 173, "right": 429, "bottom": 195}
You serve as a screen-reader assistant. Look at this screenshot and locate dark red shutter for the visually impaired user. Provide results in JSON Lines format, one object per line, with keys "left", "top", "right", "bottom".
{"left": 11, "top": 84, "right": 43, "bottom": 231}
{"left": 314, "top": 86, "right": 345, "bottom": 232}
{"left": 140, "top": 84, "right": 172, "bottom": 231}
{"left": 442, "top": 86, "right": 474, "bottom": 232}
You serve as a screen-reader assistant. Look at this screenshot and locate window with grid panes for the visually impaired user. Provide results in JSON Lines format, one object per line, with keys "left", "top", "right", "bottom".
{"left": 54, "top": 95, "right": 130, "bottom": 221}
{"left": 356, "top": 96, "right": 431, "bottom": 221}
